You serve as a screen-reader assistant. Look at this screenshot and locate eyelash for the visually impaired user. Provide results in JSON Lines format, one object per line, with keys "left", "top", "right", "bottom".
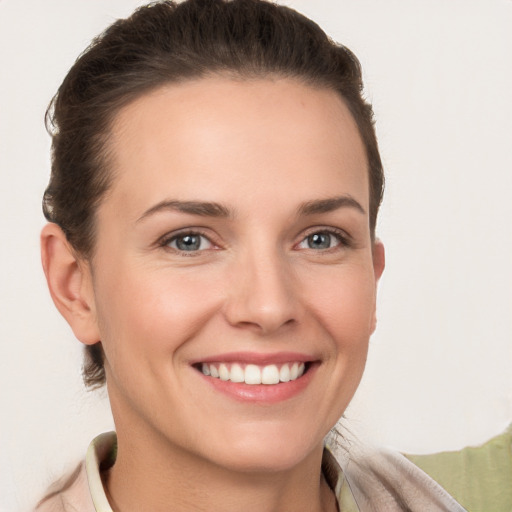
{"left": 157, "top": 227, "right": 352, "bottom": 255}
{"left": 158, "top": 230, "right": 217, "bottom": 256}
{"left": 295, "top": 227, "right": 352, "bottom": 252}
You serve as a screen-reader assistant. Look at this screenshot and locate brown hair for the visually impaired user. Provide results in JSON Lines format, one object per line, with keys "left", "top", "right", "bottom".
{"left": 43, "top": 0, "right": 384, "bottom": 388}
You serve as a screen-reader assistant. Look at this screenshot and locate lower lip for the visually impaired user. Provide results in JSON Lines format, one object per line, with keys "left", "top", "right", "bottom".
{"left": 197, "top": 364, "right": 317, "bottom": 404}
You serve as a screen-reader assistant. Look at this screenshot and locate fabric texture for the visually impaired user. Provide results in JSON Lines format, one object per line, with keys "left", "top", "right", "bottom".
{"left": 35, "top": 431, "right": 466, "bottom": 512}
{"left": 406, "top": 424, "right": 512, "bottom": 512}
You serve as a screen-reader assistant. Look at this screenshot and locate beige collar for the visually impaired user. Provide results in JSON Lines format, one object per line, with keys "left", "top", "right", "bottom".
{"left": 84, "top": 431, "right": 356, "bottom": 511}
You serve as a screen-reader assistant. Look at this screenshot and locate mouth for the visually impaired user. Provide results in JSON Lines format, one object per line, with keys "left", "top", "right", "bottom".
{"left": 190, "top": 352, "right": 318, "bottom": 403}
{"left": 196, "top": 361, "right": 309, "bottom": 385}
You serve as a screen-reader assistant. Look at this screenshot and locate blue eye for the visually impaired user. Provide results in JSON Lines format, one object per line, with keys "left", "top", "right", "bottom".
{"left": 307, "top": 232, "right": 333, "bottom": 249}
{"left": 167, "top": 233, "right": 213, "bottom": 252}
{"left": 297, "top": 230, "right": 345, "bottom": 250}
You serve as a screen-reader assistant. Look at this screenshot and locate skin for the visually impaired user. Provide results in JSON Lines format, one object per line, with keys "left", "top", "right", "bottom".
{"left": 42, "top": 77, "right": 384, "bottom": 512}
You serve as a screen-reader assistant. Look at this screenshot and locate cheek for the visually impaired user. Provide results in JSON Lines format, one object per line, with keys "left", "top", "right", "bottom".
{"left": 94, "top": 263, "right": 223, "bottom": 358}
{"left": 302, "top": 263, "right": 377, "bottom": 347}
{"left": 299, "top": 265, "right": 376, "bottom": 429}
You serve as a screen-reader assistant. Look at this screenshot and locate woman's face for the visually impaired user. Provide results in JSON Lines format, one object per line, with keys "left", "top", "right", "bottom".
{"left": 83, "top": 77, "right": 384, "bottom": 472}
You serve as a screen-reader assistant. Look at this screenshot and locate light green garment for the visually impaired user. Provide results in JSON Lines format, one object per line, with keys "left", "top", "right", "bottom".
{"left": 406, "top": 425, "right": 512, "bottom": 512}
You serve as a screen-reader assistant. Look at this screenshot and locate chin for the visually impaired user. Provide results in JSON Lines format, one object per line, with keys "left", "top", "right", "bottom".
{"left": 198, "top": 422, "right": 325, "bottom": 474}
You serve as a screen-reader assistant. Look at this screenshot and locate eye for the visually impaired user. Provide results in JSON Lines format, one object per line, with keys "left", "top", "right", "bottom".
{"left": 165, "top": 232, "right": 214, "bottom": 252}
{"left": 296, "top": 230, "right": 347, "bottom": 251}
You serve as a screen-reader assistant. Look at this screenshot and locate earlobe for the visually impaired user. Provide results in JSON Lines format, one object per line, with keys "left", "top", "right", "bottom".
{"left": 41, "top": 223, "right": 100, "bottom": 345}
{"left": 370, "top": 239, "right": 385, "bottom": 334}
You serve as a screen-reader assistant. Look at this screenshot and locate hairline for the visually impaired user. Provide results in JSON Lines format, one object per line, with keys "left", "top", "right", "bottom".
{"left": 82, "top": 71, "right": 376, "bottom": 262}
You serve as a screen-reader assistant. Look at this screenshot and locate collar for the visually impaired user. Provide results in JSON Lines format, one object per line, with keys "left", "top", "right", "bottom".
{"left": 84, "top": 431, "right": 357, "bottom": 511}
{"left": 85, "top": 432, "right": 115, "bottom": 512}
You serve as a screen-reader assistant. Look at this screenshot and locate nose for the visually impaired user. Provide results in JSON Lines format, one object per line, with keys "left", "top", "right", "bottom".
{"left": 223, "top": 249, "right": 300, "bottom": 335}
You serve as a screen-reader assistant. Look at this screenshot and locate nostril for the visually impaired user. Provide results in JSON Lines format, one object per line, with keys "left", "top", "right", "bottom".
{"left": 222, "top": 262, "right": 300, "bottom": 334}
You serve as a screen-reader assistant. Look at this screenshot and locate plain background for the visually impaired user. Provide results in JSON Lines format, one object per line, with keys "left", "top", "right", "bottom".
{"left": 1, "top": 0, "right": 511, "bottom": 510}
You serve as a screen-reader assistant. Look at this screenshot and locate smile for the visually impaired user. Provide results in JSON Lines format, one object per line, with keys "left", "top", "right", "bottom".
{"left": 200, "top": 362, "right": 306, "bottom": 385}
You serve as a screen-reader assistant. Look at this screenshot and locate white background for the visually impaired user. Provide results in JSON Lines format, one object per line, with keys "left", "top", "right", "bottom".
{"left": 1, "top": 1, "right": 511, "bottom": 510}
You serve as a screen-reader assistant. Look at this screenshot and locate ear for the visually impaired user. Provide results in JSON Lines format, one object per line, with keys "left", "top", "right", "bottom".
{"left": 41, "top": 223, "right": 100, "bottom": 345}
{"left": 370, "top": 239, "right": 385, "bottom": 334}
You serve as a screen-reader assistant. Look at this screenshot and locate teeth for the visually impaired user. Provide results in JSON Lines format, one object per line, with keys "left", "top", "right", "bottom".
{"left": 245, "top": 364, "right": 262, "bottom": 385}
{"left": 200, "top": 362, "right": 306, "bottom": 385}
{"left": 230, "top": 363, "right": 245, "bottom": 383}
{"left": 219, "top": 363, "right": 229, "bottom": 381}
{"left": 279, "top": 364, "right": 291, "bottom": 382}
{"left": 261, "top": 364, "right": 279, "bottom": 384}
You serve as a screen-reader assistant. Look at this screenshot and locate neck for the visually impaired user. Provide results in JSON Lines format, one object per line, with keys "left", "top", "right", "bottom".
{"left": 103, "top": 425, "right": 337, "bottom": 512}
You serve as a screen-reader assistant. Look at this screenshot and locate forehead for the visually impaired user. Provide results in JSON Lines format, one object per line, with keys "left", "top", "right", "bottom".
{"left": 106, "top": 77, "right": 369, "bottom": 217}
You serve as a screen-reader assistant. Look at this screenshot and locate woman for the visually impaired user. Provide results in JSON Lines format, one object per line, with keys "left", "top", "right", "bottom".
{"left": 37, "top": 1, "right": 465, "bottom": 510}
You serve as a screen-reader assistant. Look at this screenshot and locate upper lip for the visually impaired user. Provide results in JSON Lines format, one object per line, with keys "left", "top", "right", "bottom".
{"left": 190, "top": 351, "right": 317, "bottom": 366}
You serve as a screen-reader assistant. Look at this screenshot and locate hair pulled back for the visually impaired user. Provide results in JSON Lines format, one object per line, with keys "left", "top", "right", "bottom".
{"left": 44, "top": 0, "right": 384, "bottom": 388}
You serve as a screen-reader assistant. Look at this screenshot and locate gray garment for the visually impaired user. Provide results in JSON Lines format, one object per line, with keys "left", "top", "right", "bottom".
{"left": 328, "top": 442, "right": 467, "bottom": 511}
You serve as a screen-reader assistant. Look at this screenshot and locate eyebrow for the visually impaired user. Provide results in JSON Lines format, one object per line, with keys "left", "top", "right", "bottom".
{"left": 136, "top": 200, "right": 231, "bottom": 223}
{"left": 136, "top": 195, "right": 365, "bottom": 223}
{"left": 297, "top": 195, "right": 366, "bottom": 216}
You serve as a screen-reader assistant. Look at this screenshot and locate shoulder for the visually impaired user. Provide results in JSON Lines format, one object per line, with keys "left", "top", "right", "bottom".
{"left": 406, "top": 424, "right": 512, "bottom": 511}
{"left": 34, "top": 462, "right": 96, "bottom": 512}
{"left": 328, "top": 440, "right": 467, "bottom": 512}
{"left": 33, "top": 431, "right": 116, "bottom": 512}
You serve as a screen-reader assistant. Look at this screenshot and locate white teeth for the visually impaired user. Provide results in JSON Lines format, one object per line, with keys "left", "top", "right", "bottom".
{"left": 219, "top": 363, "right": 229, "bottom": 381}
{"left": 245, "top": 364, "right": 262, "bottom": 385}
{"left": 279, "top": 364, "right": 291, "bottom": 382}
{"left": 261, "top": 364, "right": 279, "bottom": 385}
{"left": 230, "top": 363, "right": 245, "bottom": 383}
{"left": 200, "top": 362, "right": 307, "bottom": 385}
